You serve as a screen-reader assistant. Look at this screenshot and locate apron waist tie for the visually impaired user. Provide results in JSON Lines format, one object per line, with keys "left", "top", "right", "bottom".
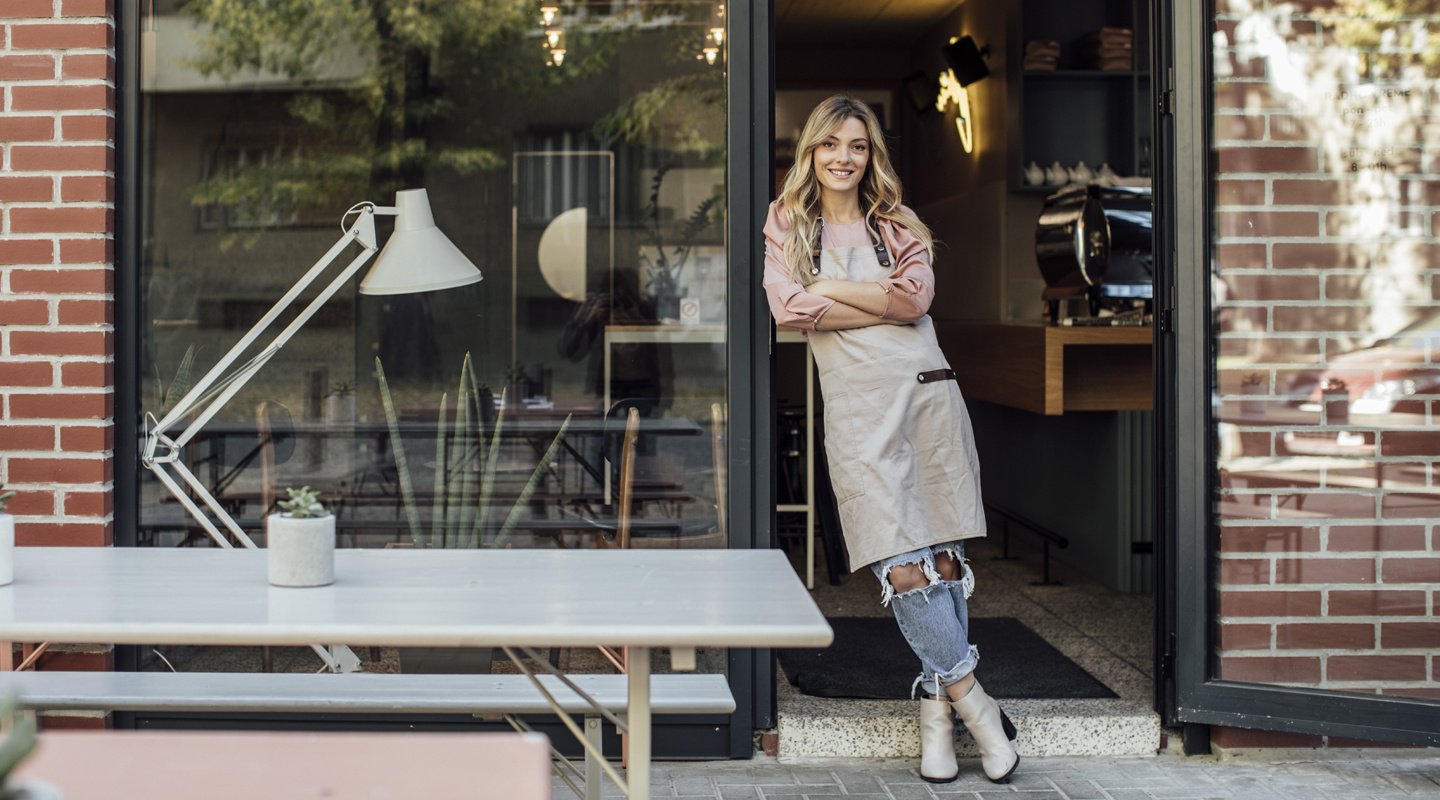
{"left": 916, "top": 368, "right": 957, "bottom": 384}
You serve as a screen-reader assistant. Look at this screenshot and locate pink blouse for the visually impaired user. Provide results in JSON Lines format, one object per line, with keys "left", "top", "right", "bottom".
{"left": 761, "top": 200, "right": 936, "bottom": 330}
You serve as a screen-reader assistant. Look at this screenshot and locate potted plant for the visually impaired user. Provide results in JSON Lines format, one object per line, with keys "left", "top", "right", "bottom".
{"left": 0, "top": 692, "right": 59, "bottom": 799}
{"left": 266, "top": 486, "right": 335, "bottom": 588}
{"left": 638, "top": 165, "right": 720, "bottom": 322}
{"left": 323, "top": 381, "right": 357, "bottom": 425}
{"left": 0, "top": 485, "right": 15, "bottom": 587}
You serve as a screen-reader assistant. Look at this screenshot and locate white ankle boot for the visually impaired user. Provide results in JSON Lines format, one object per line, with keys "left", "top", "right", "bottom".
{"left": 950, "top": 681, "right": 1019, "bottom": 783}
{"left": 918, "top": 694, "right": 958, "bottom": 783}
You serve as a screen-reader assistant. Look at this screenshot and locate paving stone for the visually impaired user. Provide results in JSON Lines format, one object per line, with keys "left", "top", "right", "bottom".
{"left": 1101, "top": 790, "right": 1159, "bottom": 800}
{"left": 1046, "top": 777, "right": 1109, "bottom": 799}
{"left": 885, "top": 784, "right": 941, "bottom": 799}
{"left": 832, "top": 770, "right": 886, "bottom": 793}
{"left": 718, "top": 786, "right": 761, "bottom": 800}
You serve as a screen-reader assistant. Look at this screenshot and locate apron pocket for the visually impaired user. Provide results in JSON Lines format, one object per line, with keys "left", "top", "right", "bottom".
{"left": 821, "top": 391, "right": 866, "bottom": 503}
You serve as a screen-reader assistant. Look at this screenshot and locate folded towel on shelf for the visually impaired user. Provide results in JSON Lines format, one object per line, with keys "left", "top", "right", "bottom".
{"left": 1025, "top": 39, "right": 1062, "bottom": 58}
{"left": 1023, "top": 58, "right": 1058, "bottom": 71}
{"left": 1090, "top": 26, "right": 1134, "bottom": 43}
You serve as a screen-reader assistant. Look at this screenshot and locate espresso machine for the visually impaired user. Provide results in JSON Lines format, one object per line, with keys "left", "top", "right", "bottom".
{"left": 1034, "top": 184, "right": 1154, "bottom": 325}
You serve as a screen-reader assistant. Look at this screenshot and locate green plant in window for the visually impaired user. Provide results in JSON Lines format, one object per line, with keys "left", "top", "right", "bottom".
{"left": 637, "top": 164, "right": 722, "bottom": 311}
{"left": 375, "top": 352, "right": 570, "bottom": 549}
{"left": 0, "top": 486, "right": 14, "bottom": 515}
{"left": 180, "top": 0, "right": 623, "bottom": 242}
{"left": 151, "top": 344, "right": 197, "bottom": 416}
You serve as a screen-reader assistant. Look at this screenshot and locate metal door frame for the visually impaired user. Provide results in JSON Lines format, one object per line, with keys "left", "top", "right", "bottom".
{"left": 1160, "top": 0, "right": 1440, "bottom": 745}
{"left": 115, "top": 0, "right": 774, "bottom": 756}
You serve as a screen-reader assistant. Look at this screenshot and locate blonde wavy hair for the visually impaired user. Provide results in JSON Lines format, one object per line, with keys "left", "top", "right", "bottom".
{"left": 777, "top": 95, "right": 933, "bottom": 285}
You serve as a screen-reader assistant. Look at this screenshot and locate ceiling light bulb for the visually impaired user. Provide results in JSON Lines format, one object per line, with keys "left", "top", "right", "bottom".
{"left": 716, "top": 3, "right": 724, "bottom": 16}
{"left": 551, "top": 48, "right": 566, "bottom": 66}
{"left": 709, "top": 27, "right": 724, "bottom": 45}
{"left": 540, "top": 5, "right": 559, "bottom": 25}
{"left": 701, "top": 46, "right": 719, "bottom": 65}
{"left": 545, "top": 28, "right": 562, "bottom": 47}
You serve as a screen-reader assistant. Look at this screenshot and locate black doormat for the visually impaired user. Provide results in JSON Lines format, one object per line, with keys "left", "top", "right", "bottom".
{"left": 778, "top": 617, "right": 1117, "bottom": 700}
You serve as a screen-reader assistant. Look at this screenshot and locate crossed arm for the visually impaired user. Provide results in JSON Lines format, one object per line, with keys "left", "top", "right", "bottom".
{"left": 805, "top": 280, "right": 901, "bottom": 330}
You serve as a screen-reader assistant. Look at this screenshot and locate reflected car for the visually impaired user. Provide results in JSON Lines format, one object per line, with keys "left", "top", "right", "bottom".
{"left": 1280, "top": 310, "right": 1440, "bottom": 455}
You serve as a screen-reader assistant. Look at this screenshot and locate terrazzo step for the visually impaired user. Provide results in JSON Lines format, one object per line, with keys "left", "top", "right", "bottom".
{"left": 777, "top": 697, "right": 1161, "bottom": 760}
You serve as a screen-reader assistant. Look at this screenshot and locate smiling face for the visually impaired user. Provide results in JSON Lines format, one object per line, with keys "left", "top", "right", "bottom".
{"left": 811, "top": 116, "right": 870, "bottom": 199}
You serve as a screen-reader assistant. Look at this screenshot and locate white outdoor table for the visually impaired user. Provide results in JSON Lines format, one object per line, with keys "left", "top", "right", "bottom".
{"left": 0, "top": 547, "right": 832, "bottom": 800}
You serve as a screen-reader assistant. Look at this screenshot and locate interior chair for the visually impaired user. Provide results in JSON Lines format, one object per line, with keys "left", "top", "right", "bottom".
{"left": 595, "top": 399, "right": 726, "bottom": 551}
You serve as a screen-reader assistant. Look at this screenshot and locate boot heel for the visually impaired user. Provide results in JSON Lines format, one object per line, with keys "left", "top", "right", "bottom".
{"left": 1000, "top": 709, "right": 1017, "bottom": 741}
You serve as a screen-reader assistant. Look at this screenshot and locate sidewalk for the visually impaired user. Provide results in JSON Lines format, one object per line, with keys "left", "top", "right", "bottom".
{"left": 568, "top": 751, "right": 1440, "bottom": 799}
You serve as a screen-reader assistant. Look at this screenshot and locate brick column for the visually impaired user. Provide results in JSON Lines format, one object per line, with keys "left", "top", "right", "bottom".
{"left": 0, "top": 0, "right": 115, "bottom": 546}
{"left": 0, "top": 0, "right": 117, "bottom": 724}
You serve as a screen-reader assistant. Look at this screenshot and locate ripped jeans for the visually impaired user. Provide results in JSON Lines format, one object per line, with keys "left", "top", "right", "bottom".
{"left": 871, "top": 540, "right": 980, "bottom": 699}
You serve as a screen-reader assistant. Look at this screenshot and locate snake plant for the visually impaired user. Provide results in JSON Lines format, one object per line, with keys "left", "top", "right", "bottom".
{"left": 376, "top": 353, "right": 570, "bottom": 549}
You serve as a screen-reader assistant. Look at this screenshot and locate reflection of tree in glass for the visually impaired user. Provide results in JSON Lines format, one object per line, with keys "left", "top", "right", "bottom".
{"left": 1221, "top": 1, "right": 1437, "bottom": 362}
{"left": 181, "top": 0, "right": 618, "bottom": 230}
{"left": 1322, "top": 1, "right": 1440, "bottom": 79}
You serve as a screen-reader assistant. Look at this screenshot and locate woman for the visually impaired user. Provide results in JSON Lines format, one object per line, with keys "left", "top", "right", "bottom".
{"left": 763, "top": 96, "right": 1019, "bottom": 784}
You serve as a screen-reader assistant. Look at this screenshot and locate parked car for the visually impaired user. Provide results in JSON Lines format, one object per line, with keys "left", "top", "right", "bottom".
{"left": 1280, "top": 309, "right": 1440, "bottom": 456}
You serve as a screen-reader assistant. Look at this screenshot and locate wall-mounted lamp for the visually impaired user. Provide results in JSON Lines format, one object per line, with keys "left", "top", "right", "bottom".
{"left": 944, "top": 35, "right": 991, "bottom": 87}
{"left": 550, "top": 47, "right": 567, "bottom": 66}
{"left": 545, "top": 27, "right": 562, "bottom": 48}
{"left": 936, "top": 69, "right": 974, "bottom": 153}
{"left": 540, "top": 5, "right": 559, "bottom": 26}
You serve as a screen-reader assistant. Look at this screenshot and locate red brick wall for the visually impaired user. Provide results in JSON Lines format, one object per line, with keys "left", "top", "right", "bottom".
{"left": 0, "top": 0, "right": 115, "bottom": 548}
{"left": 1212, "top": 0, "right": 1440, "bottom": 723}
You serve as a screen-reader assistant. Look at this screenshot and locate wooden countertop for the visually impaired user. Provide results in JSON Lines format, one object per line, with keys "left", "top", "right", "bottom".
{"left": 935, "top": 321, "right": 1153, "bottom": 415}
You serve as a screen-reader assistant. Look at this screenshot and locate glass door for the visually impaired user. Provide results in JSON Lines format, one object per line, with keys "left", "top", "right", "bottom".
{"left": 1165, "top": 0, "right": 1440, "bottom": 744}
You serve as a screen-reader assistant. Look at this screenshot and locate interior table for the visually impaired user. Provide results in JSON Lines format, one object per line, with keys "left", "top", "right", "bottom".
{"left": 0, "top": 547, "right": 833, "bottom": 800}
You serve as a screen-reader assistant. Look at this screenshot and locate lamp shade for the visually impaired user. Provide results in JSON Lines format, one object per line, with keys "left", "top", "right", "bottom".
{"left": 359, "top": 188, "right": 484, "bottom": 295}
{"left": 944, "top": 35, "right": 990, "bottom": 87}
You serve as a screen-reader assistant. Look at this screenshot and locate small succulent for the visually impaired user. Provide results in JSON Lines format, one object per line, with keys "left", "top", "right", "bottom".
{"left": 0, "top": 485, "right": 14, "bottom": 515}
{"left": 277, "top": 486, "right": 328, "bottom": 518}
{"left": 0, "top": 692, "right": 37, "bottom": 796}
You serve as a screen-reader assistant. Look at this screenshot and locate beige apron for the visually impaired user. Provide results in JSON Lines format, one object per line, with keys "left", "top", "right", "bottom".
{"left": 810, "top": 241, "right": 987, "bottom": 570}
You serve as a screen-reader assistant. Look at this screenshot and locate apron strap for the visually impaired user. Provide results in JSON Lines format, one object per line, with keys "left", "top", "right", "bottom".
{"left": 810, "top": 216, "right": 894, "bottom": 275}
{"left": 916, "top": 368, "right": 957, "bottom": 384}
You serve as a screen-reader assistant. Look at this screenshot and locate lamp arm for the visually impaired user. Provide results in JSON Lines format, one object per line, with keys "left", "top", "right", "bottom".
{"left": 149, "top": 222, "right": 371, "bottom": 440}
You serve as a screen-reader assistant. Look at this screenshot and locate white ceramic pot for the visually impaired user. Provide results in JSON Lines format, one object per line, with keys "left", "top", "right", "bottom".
{"left": 323, "top": 393, "right": 356, "bottom": 426}
{"left": 0, "top": 513, "right": 15, "bottom": 587}
{"left": 266, "top": 513, "right": 335, "bottom": 588}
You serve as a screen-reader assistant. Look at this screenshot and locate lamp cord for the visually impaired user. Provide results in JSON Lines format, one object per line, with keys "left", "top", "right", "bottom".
{"left": 340, "top": 201, "right": 375, "bottom": 234}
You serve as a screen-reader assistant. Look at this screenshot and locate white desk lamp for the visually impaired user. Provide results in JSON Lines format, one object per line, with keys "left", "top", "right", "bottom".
{"left": 141, "top": 188, "right": 482, "bottom": 672}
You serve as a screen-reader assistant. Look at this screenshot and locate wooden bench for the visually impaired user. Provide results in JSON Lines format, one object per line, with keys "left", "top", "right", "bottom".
{"left": 0, "top": 671, "right": 734, "bottom": 800}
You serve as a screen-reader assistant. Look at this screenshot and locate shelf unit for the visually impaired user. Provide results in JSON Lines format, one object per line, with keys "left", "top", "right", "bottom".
{"left": 1009, "top": 0, "right": 1152, "bottom": 192}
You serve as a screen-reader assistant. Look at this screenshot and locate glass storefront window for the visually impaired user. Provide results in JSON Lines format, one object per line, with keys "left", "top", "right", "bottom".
{"left": 138, "top": 0, "right": 731, "bottom": 675}
{"left": 1211, "top": 1, "right": 1439, "bottom": 700}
